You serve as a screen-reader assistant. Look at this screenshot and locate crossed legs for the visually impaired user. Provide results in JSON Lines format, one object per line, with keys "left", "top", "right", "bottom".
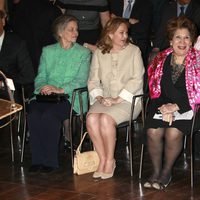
{"left": 86, "top": 113, "right": 116, "bottom": 174}
{"left": 147, "top": 127, "right": 184, "bottom": 185}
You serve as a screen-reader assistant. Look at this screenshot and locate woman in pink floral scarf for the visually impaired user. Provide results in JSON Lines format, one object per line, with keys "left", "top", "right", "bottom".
{"left": 144, "top": 16, "right": 200, "bottom": 190}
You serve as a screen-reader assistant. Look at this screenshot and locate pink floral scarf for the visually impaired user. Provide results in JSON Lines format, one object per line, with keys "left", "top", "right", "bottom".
{"left": 148, "top": 47, "right": 200, "bottom": 111}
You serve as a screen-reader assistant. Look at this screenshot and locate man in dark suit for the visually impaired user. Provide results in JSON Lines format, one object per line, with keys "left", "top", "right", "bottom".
{"left": 110, "top": 0, "right": 153, "bottom": 66}
{"left": 153, "top": 0, "right": 200, "bottom": 51}
{"left": 0, "top": 10, "right": 35, "bottom": 102}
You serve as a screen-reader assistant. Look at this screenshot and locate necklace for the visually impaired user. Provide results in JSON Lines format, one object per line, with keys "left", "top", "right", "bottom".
{"left": 171, "top": 54, "right": 185, "bottom": 84}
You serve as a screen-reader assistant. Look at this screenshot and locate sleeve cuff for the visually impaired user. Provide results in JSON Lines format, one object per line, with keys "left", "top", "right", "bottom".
{"left": 119, "top": 89, "right": 133, "bottom": 103}
{"left": 89, "top": 88, "right": 103, "bottom": 105}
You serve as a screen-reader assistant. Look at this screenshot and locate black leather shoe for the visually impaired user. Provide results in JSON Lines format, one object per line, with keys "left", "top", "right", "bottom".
{"left": 40, "top": 166, "right": 58, "bottom": 175}
{"left": 28, "top": 165, "right": 42, "bottom": 174}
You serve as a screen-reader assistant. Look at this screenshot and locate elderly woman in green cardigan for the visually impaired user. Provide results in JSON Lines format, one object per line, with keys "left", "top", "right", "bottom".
{"left": 28, "top": 15, "right": 91, "bottom": 174}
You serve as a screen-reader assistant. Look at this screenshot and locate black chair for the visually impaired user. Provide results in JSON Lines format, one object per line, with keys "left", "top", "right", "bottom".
{"left": 69, "top": 87, "right": 89, "bottom": 168}
{"left": 189, "top": 103, "right": 200, "bottom": 188}
{"left": 117, "top": 94, "right": 148, "bottom": 176}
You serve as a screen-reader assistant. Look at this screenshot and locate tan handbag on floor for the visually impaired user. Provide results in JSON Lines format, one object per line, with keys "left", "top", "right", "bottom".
{"left": 73, "top": 132, "right": 100, "bottom": 175}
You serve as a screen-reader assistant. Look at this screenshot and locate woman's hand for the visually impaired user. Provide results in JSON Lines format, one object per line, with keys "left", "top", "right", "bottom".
{"left": 158, "top": 103, "right": 179, "bottom": 114}
{"left": 96, "top": 96, "right": 124, "bottom": 107}
{"left": 101, "top": 97, "right": 124, "bottom": 107}
{"left": 162, "top": 113, "right": 174, "bottom": 126}
{"left": 129, "top": 18, "right": 139, "bottom": 25}
{"left": 83, "top": 43, "right": 97, "bottom": 52}
{"left": 158, "top": 103, "right": 179, "bottom": 126}
{"left": 40, "top": 85, "right": 64, "bottom": 95}
{"left": 102, "top": 98, "right": 113, "bottom": 107}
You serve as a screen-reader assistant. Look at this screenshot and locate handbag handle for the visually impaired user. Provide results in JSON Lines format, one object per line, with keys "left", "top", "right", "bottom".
{"left": 76, "top": 132, "right": 88, "bottom": 153}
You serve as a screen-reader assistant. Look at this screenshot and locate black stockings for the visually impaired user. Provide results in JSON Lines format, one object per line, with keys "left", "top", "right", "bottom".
{"left": 147, "top": 128, "right": 183, "bottom": 183}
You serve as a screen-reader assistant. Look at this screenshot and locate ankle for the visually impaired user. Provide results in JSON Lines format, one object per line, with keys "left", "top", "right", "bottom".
{"left": 105, "top": 159, "right": 115, "bottom": 163}
{"left": 158, "top": 172, "right": 172, "bottom": 184}
{"left": 149, "top": 172, "right": 160, "bottom": 182}
{"left": 104, "top": 159, "right": 116, "bottom": 173}
{"left": 96, "top": 159, "right": 106, "bottom": 172}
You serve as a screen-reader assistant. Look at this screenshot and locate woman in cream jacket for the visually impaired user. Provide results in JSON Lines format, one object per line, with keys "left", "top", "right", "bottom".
{"left": 86, "top": 17, "right": 144, "bottom": 179}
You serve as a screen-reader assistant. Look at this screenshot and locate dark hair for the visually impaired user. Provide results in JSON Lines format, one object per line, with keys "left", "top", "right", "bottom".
{"left": 166, "top": 16, "right": 197, "bottom": 44}
{"left": 52, "top": 14, "right": 78, "bottom": 42}
{"left": 0, "top": 10, "right": 6, "bottom": 19}
{"left": 97, "top": 17, "right": 130, "bottom": 54}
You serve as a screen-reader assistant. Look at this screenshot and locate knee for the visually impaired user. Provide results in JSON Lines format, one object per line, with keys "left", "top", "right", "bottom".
{"left": 100, "top": 114, "right": 115, "bottom": 128}
{"left": 147, "top": 130, "right": 156, "bottom": 139}
{"left": 166, "top": 132, "right": 183, "bottom": 142}
{"left": 147, "top": 129, "right": 159, "bottom": 140}
{"left": 86, "top": 113, "right": 99, "bottom": 129}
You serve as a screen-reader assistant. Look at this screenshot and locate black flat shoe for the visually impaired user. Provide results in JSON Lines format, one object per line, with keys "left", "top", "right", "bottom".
{"left": 40, "top": 166, "right": 59, "bottom": 175}
{"left": 152, "top": 176, "right": 172, "bottom": 190}
{"left": 28, "top": 165, "right": 42, "bottom": 174}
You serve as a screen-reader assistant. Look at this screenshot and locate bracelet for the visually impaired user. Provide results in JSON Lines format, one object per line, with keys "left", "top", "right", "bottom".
{"left": 83, "top": 43, "right": 88, "bottom": 48}
{"left": 96, "top": 96, "right": 103, "bottom": 104}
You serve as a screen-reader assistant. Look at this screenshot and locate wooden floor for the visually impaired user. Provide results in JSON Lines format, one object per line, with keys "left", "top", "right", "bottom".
{"left": 0, "top": 122, "right": 200, "bottom": 200}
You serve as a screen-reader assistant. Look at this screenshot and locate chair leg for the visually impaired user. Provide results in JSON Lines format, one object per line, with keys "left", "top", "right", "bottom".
{"left": 189, "top": 104, "right": 198, "bottom": 188}
{"left": 10, "top": 119, "right": 14, "bottom": 163}
{"left": 20, "top": 86, "right": 28, "bottom": 163}
{"left": 69, "top": 130, "right": 74, "bottom": 168}
{"left": 190, "top": 132, "right": 194, "bottom": 188}
{"left": 139, "top": 144, "right": 144, "bottom": 180}
{"left": 20, "top": 116, "right": 26, "bottom": 163}
{"left": 128, "top": 128, "right": 133, "bottom": 176}
{"left": 183, "top": 135, "right": 188, "bottom": 169}
{"left": 17, "top": 111, "right": 21, "bottom": 133}
{"left": 183, "top": 135, "right": 187, "bottom": 151}
{"left": 69, "top": 116, "right": 74, "bottom": 168}
{"left": 125, "top": 127, "right": 129, "bottom": 145}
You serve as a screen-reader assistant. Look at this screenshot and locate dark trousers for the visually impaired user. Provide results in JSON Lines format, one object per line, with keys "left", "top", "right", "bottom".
{"left": 27, "top": 100, "right": 70, "bottom": 168}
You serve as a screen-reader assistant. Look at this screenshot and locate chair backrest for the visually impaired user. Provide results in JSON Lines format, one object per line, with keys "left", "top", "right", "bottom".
{"left": 78, "top": 87, "right": 89, "bottom": 137}
{"left": 129, "top": 94, "right": 149, "bottom": 128}
{"left": 69, "top": 87, "right": 88, "bottom": 133}
{"left": 69, "top": 86, "right": 89, "bottom": 167}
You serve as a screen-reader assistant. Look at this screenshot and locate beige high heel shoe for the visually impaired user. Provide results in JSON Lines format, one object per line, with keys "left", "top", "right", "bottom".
{"left": 93, "top": 171, "right": 103, "bottom": 178}
{"left": 101, "top": 161, "right": 116, "bottom": 180}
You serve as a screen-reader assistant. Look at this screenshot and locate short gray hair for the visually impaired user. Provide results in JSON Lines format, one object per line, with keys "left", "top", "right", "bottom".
{"left": 52, "top": 14, "right": 78, "bottom": 41}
